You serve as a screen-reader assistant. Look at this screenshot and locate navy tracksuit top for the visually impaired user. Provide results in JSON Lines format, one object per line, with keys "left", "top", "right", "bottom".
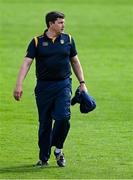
{"left": 25, "top": 30, "right": 77, "bottom": 81}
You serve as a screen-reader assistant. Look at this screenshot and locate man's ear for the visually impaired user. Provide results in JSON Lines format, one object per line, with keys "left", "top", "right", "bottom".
{"left": 49, "top": 21, "right": 53, "bottom": 27}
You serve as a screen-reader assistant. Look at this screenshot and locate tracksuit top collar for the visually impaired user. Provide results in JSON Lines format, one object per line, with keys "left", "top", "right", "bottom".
{"left": 43, "top": 29, "right": 62, "bottom": 43}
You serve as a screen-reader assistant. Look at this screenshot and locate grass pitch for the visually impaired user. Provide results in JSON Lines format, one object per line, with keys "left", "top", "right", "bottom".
{"left": 0, "top": 0, "right": 133, "bottom": 179}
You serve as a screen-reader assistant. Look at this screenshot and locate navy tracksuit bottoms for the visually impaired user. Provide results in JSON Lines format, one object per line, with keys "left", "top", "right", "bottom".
{"left": 34, "top": 78, "right": 72, "bottom": 162}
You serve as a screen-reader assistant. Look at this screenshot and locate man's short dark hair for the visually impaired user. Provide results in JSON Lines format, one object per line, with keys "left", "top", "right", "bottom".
{"left": 45, "top": 11, "right": 65, "bottom": 28}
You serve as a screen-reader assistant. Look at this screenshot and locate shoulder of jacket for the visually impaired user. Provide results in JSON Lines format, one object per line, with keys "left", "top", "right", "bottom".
{"left": 33, "top": 34, "right": 44, "bottom": 47}
{"left": 62, "top": 33, "right": 72, "bottom": 43}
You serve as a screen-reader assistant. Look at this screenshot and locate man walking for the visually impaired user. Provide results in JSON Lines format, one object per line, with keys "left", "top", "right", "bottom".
{"left": 13, "top": 11, "right": 87, "bottom": 167}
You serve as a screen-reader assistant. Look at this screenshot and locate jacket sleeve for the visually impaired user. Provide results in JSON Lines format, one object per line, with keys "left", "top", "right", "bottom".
{"left": 25, "top": 38, "right": 37, "bottom": 59}
{"left": 70, "top": 37, "right": 78, "bottom": 58}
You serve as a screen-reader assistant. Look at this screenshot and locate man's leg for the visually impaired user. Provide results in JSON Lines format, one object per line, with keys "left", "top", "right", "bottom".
{"left": 38, "top": 115, "right": 52, "bottom": 162}
{"left": 52, "top": 120, "right": 70, "bottom": 167}
{"left": 51, "top": 84, "right": 71, "bottom": 166}
{"left": 35, "top": 114, "right": 52, "bottom": 167}
{"left": 35, "top": 83, "right": 53, "bottom": 163}
{"left": 51, "top": 119, "right": 70, "bottom": 149}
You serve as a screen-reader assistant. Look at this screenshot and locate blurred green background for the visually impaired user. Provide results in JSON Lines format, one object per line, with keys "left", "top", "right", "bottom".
{"left": 0, "top": 0, "right": 133, "bottom": 179}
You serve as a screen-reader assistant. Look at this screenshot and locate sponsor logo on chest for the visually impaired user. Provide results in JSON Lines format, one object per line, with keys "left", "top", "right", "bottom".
{"left": 42, "top": 42, "right": 49, "bottom": 46}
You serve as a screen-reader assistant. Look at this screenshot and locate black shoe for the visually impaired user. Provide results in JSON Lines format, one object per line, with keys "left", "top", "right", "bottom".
{"left": 34, "top": 160, "right": 49, "bottom": 167}
{"left": 54, "top": 151, "right": 66, "bottom": 167}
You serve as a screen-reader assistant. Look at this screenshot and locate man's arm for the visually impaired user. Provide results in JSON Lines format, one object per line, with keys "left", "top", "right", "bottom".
{"left": 13, "top": 57, "right": 33, "bottom": 101}
{"left": 70, "top": 55, "right": 87, "bottom": 92}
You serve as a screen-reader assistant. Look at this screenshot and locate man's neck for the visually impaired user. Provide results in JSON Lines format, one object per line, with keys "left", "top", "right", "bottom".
{"left": 46, "top": 29, "right": 59, "bottom": 39}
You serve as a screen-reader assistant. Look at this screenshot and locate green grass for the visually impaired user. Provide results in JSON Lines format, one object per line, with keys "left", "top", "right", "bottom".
{"left": 0, "top": 0, "right": 133, "bottom": 179}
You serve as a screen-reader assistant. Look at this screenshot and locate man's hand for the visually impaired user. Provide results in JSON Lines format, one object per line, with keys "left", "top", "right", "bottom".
{"left": 13, "top": 57, "right": 33, "bottom": 101}
{"left": 13, "top": 85, "right": 23, "bottom": 101}
{"left": 79, "top": 83, "right": 88, "bottom": 92}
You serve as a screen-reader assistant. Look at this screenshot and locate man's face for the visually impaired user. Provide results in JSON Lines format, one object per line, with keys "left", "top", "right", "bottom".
{"left": 50, "top": 18, "right": 65, "bottom": 34}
